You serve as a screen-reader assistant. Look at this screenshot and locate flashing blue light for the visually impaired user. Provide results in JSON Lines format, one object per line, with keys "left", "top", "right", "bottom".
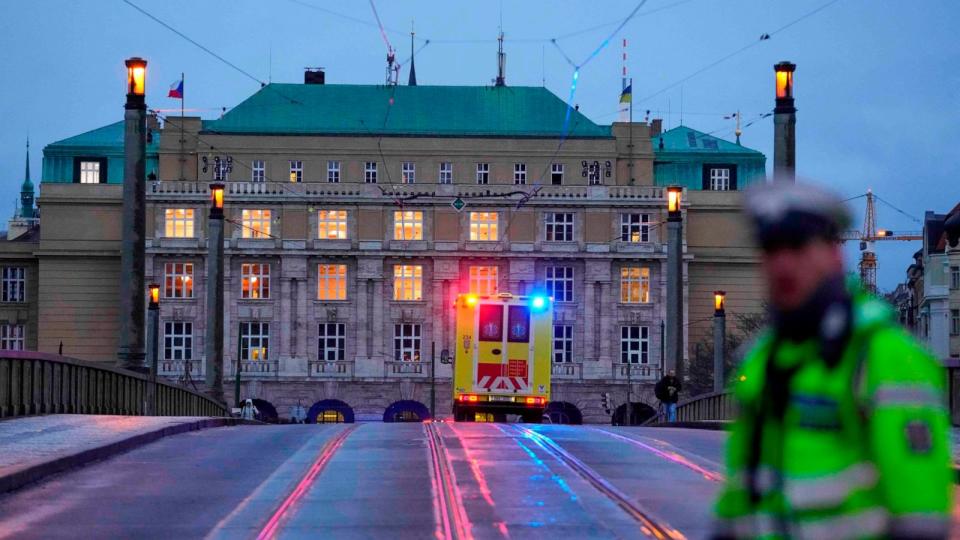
{"left": 531, "top": 296, "right": 547, "bottom": 310}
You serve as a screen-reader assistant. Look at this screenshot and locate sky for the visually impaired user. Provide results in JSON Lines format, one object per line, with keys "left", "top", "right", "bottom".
{"left": 0, "top": 0, "right": 958, "bottom": 291}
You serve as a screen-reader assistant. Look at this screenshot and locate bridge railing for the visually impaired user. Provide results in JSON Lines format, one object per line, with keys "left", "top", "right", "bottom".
{"left": 0, "top": 351, "right": 227, "bottom": 418}
{"left": 675, "top": 391, "right": 736, "bottom": 422}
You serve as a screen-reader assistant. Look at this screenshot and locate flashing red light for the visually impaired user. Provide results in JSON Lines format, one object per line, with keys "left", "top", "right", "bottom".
{"left": 468, "top": 395, "right": 479, "bottom": 402}
{"left": 525, "top": 397, "right": 545, "bottom": 406}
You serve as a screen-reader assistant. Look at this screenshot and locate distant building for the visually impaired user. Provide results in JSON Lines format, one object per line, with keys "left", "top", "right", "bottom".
{"left": 5, "top": 73, "right": 767, "bottom": 422}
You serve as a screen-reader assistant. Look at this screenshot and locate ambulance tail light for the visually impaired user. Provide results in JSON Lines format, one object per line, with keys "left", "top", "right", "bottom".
{"left": 458, "top": 394, "right": 479, "bottom": 403}
{"left": 525, "top": 397, "right": 545, "bottom": 406}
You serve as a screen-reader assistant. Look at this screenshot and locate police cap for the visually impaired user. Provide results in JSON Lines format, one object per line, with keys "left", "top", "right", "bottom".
{"left": 744, "top": 181, "right": 852, "bottom": 251}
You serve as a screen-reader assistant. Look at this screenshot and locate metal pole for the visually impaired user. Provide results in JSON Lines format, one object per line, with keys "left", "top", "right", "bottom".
{"left": 146, "top": 299, "right": 159, "bottom": 415}
{"left": 430, "top": 341, "right": 436, "bottom": 419}
{"left": 626, "top": 359, "right": 632, "bottom": 425}
{"left": 205, "top": 194, "right": 224, "bottom": 402}
{"left": 234, "top": 326, "right": 242, "bottom": 409}
{"left": 118, "top": 58, "right": 148, "bottom": 373}
{"left": 773, "top": 61, "right": 797, "bottom": 183}
{"left": 666, "top": 209, "right": 684, "bottom": 379}
{"left": 713, "top": 311, "right": 726, "bottom": 393}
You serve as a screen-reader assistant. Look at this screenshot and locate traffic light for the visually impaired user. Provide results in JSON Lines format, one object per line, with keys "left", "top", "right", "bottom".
{"left": 601, "top": 392, "right": 612, "bottom": 414}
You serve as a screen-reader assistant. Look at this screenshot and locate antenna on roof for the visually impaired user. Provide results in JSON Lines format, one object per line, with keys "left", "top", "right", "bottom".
{"left": 386, "top": 47, "right": 399, "bottom": 86}
{"left": 494, "top": 31, "right": 506, "bottom": 87}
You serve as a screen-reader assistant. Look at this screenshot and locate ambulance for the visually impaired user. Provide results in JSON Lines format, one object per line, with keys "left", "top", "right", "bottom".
{"left": 452, "top": 292, "right": 552, "bottom": 422}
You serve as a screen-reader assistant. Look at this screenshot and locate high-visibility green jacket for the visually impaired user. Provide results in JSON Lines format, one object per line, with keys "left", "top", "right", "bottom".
{"left": 714, "top": 292, "right": 953, "bottom": 539}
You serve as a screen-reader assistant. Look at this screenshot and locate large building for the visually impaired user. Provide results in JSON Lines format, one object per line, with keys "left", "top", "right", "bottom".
{"left": 8, "top": 72, "right": 767, "bottom": 422}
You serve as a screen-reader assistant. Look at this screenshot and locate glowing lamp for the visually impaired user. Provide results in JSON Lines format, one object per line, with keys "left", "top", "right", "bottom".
{"left": 667, "top": 186, "right": 683, "bottom": 216}
{"left": 250, "top": 276, "right": 258, "bottom": 284}
{"left": 713, "top": 290, "right": 726, "bottom": 314}
{"left": 531, "top": 296, "right": 546, "bottom": 310}
{"left": 148, "top": 283, "right": 160, "bottom": 307}
{"left": 465, "top": 295, "right": 478, "bottom": 307}
{"left": 209, "top": 182, "right": 225, "bottom": 211}
{"left": 774, "top": 61, "right": 795, "bottom": 100}
{"left": 125, "top": 57, "right": 147, "bottom": 97}
{"left": 878, "top": 229, "right": 892, "bottom": 237}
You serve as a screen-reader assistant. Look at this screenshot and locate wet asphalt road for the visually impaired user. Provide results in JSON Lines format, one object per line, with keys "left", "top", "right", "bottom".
{"left": 0, "top": 423, "right": 729, "bottom": 539}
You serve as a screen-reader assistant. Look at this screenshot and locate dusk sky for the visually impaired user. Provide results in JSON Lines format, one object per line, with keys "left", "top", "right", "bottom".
{"left": 1, "top": 0, "right": 957, "bottom": 290}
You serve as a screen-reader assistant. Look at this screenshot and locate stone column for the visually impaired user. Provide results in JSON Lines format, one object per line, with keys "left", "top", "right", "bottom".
{"left": 204, "top": 202, "right": 224, "bottom": 399}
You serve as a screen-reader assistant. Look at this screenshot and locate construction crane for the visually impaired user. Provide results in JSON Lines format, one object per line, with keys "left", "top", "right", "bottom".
{"left": 839, "top": 189, "right": 922, "bottom": 292}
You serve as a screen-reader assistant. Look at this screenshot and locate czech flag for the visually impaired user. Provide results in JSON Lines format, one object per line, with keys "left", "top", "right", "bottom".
{"left": 168, "top": 77, "right": 184, "bottom": 99}
{"left": 619, "top": 83, "right": 632, "bottom": 104}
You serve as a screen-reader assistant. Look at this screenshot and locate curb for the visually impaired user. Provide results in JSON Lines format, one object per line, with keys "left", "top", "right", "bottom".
{"left": 0, "top": 417, "right": 252, "bottom": 494}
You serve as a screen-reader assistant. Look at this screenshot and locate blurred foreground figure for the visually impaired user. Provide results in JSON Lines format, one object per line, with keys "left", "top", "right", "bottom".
{"left": 714, "top": 182, "right": 951, "bottom": 539}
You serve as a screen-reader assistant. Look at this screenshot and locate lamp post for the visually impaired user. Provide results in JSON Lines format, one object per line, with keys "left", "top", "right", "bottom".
{"left": 713, "top": 291, "right": 726, "bottom": 393}
{"left": 773, "top": 61, "right": 796, "bottom": 183}
{"left": 665, "top": 186, "right": 684, "bottom": 380}
{"left": 205, "top": 182, "right": 225, "bottom": 402}
{"left": 118, "top": 57, "right": 149, "bottom": 372}
{"left": 146, "top": 283, "right": 160, "bottom": 415}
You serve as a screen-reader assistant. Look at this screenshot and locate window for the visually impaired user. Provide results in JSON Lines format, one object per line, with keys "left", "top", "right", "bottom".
{"left": 710, "top": 167, "right": 731, "bottom": 191}
{"left": 241, "top": 263, "right": 270, "bottom": 299}
{"left": 402, "top": 161, "right": 416, "bottom": 184}
{"left": 394, "top": 211, "right": 423, "bottom": 240}
{"left": 163, "top": 321, "right": 192, "bottom": 361}
{"left": 553, "top": 325, "right": 573, "bottom": 363}
{"left": 289, "top": 160, "right": 303, "bottom": 183}
{"left": 240, "top": 322, "right": 269, "bottom": 361}
{"left": 469, "top": 266, "right": 498, "bottom": 296}
{"left": 365, "top": 161, "right": 378, "bottom": 183}
{"left": 317, "top": 210, "right": 347, "bottom": 240}
{"left": 514, "top": 163, "right": 527, "bottom": 185}
{"left": 163, "top": 262, "right": 193, "bottom": 299}
{"left": 469, "top": 212, "right": 498, "bottom": 241}
{"left": 214, "top": 158, "right": 229, "bottom": 181}
{"left": 317, "top": 264, "right": 347, "bottom": 300}
{"left": 393, "top": 265, "right": 423, "bottom": 301}
{"left": 241, "top": 209, "right": 271, "bottom": 239}
{"left": 621, "top": 325, "right": 649, "bottom": 364}
{"left": 551, "top": 163, "right": 564, "bottom": 185}
{"left": 79, "top": 161, "right": 102, "bottom": 184}
{"left": 952, "top": 266, "right": 960, "bottom": 290}
{"left": 620, "top": 267, "right": 650, "bottom": 303}
{"left": 0, "top": 324, "right": 24, "bottom": 351}
{"left": 439, "top": 162, "right": 453, "bottom": 184}
{"left": 252, "top": 160, "right": 265, "bottom": 182}
{"left": 621, "top": 214, "right": 650, "bottom": 243}
{"left": 952, "top": 309, "right": 960, "bottom": 337}
{"left": 1, "top": 267, "right": 25, "bottom": 303}
{"left": 164, "top": 209, "right": 195, "bottom": 238}
{"left": 546, "top": 266, "right": 574, "bottom": 302}
{"left": 476, "top": 163, "right": 489, "bottom": 185}
{"left": 318, "top": 323, "right": 346, "bottom": 362}
{"left": 327, "top": 160, "right": 340, "bottom": 183}
{"left": 394, "top": 323, "right": 422, "bottom": 362}
{"left": 545, "top": 212, "right": 574, "bottom": 242}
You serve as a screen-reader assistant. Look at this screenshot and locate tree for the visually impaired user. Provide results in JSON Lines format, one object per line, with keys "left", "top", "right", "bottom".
{"left": 686, "top": 311, "right": 767, "bottom": 397}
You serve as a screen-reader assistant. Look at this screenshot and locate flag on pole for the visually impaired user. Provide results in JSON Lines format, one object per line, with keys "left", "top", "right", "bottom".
{"left": 619, "top": 83, "right": 632, "bottom": 104}
{"left": 167, "top": 77, "right": 184, "bottom": 99}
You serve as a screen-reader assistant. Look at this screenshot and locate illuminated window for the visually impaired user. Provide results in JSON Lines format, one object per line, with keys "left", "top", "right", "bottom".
{"left": 318, "top": 323, "right": 345, "bottom": 361}
{"left": 241, "top": 263, "right": 270, "bottom": 299}
{"left": 620, "top": 326, "right": 649, "bottom": 364}
{"left": 546, "top": 266, "right": 574, "bottom": 302}
{"left": 439, "top": 162, "right": 453, "bottom": 184}
{"left": 317, "top": 264, "right": 347, "bottom": 300}
{"left": 621, "top": 214, "right": 650, "bottom": 243}
{"left": 393, "top": 265, "right": 423, "bottom": 301}
{"left": 476, "top": 163, "right": 489, "bottom": 185}
{"left": 710, "top": 168, "right": 731, "bottom": 191}
{"left": 0, "top": 324, "right": 24, "bottom": 351}
{"left": 551, "top": 163, "right": 564, "bottom": 185}
{"left": 545, "top": 212, "right": 574, "bottom": 242}
{"left": 163, "top": 262, "right": 194, "bottom": 299}
{"left": 327, "top": 160, "right": 340, "bottom": 183}
{"left": 163, "top": 321, "right": 192, "bottom": 361}
{"left": 317, "top": 210, "right": 347, "bottom": 240}
{"left": 240, "top": 322, "right": 269, "bottom": 361}
{"left": 553, "top": 325, "right": 573, "bottom": 363}
{"left": 469, "top": 266, "right": 498, "bottom": 296}
{"left": 79, "top": 161, "right": 102, "bottom": 184}
{"left": 1, "top": 267, "right": 25, "bottom": 303}
{"left": 251, "top": 160, "right": 265, "bottom": 182}
{"left": 394, "top": 323, "right": 421, "bottom": 362}
{"left": 164, "top": 209, "right": 195, "bottom": 238}
{"left": 620, "top": 267, "right": 650, "bottom": 303}
{"left": 469, "top": 212, "right": 498, "bottom": 241}
{"left": 289, "top": 160, "right": 303, "bottom": 183}
{"left": 365, "top": 161, "right": 378, "bottom": 183}
{"left": 402, "top": 161, "right": 416, "bottom": 184}
{"left": 514, "top": 162, "right": 527, "bottom": 185}
{"left": 393, "top": 211, "right": 423, "bottom": 240}
{"left": 241, "top": 209, "right": 271, "bottom": 239}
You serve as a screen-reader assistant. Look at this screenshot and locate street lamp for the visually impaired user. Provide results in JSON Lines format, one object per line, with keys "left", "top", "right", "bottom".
{"left": 713, "top": 291, "right": 726, "bottom": 393}
{"left": 118, "top": 57, "right": 149, "bottom": 373}
{"left": 206, "top": 182, "right": 226, "bottom": 403}
{"left": 146, "top": 282, "right": 160, "bottom": 415}
{"left": 665, "top": 185, "right": 684, "bottom": 383}
{"left": 773, "top": 61, "right": 797, "bottom": 182}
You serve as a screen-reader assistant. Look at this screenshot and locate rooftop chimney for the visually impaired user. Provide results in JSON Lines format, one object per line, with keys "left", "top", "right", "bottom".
{"left": 650, "top": 118, "right": 663, "bottom": 137}
{"left": 304, "top": 68, "right": 325, "bottom": 85}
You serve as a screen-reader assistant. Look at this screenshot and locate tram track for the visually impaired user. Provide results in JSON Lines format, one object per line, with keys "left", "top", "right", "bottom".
{"left": 589, "top": 427, "right": 725, "bottom": 483}
{"left": 425, "top": 421, "right": 474, "bottom": 540}
{"left": 509, "top": 425, "right": 685, "bottom": 540}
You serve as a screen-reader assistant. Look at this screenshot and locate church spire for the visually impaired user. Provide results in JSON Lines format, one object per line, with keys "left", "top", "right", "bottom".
{"left": 407, "top": 24, "right": 417, "bottom": 86}
{"left": 20, "top": 137, "right": 35, "bottom": 219}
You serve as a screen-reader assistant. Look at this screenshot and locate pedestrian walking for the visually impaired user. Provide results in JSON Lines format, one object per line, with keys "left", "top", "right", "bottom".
{"left": 655, "top": 369, "right": 682, "bottom": 422}
{"left": 240, "top": 398, "right": 258, "bottom": 421}
{"left": 713, "top": 182, "right": 951, "bottom": 539}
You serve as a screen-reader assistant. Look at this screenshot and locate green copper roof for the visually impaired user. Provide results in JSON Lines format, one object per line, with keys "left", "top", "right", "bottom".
{"left": 203, "top": 84, "right": 611, "bottom": 138}
{"left": 46, "top": 120, "right": 167, "bottom": 152}
{"left": 654, "top": 125, "right": 763, "bottom": 155}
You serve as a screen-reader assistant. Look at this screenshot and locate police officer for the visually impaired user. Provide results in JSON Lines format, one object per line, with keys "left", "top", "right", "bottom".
{"left": 714, "top": 182, "right": 952, "bottom": 539}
